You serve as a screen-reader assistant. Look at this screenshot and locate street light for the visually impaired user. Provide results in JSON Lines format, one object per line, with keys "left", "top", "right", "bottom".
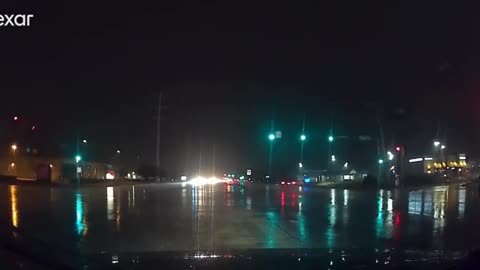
{"left": 116, "top": 150, "right": 121, "bottom": 154}
{"left": 441, "top": 145, "right": 446, "bottom": 150}
{"left": 434, "top": 141, "right": 440, "bottom": 147}
{"left": 11, "top": 144, "right": 17, "bottom": 152}
{"left": 328, "top": 135, "right": 334, "bottom": 142}
{"left": 331, "top": 155, "right": 336, "bottom": 162}
{"left": 378, "top": 159, "right": 384, "bottom": 164}
{"left": 300, "top": 134, "right": 306, "bottom": 141}
{"left": 82, "top": 139, "right": 87, "bottom": 143}
{"left": 75, "top": 155, "right": 82, "bottom": 163}
{"left": 387, "top": 151, "right": 394, "bottom": 161}
{"left": 267, "top": 133, "right": 275, "bottom": 174}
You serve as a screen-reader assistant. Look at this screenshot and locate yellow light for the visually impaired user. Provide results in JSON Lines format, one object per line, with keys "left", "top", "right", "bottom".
{"left": 10, "top": 163, "right": 15, "bottom": 167}
{"left": 427, "top": 165, "right": 431, "bottom": 169}
{"left": 11, "top": 144, "right": 17, "bottom": 151}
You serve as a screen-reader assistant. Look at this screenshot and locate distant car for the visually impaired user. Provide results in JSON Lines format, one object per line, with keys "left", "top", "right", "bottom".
{"left": 248, "top": 177, "right": 262, "bottom": 183}
{"left": 225, "top": 178, "right": 240, "bottom": 185}
{"left": 280, "top": 180, "right": 297, "bottom": 186}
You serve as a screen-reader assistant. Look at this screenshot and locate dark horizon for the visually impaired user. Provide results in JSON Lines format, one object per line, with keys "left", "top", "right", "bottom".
{"left": 1, "top": 1, "right": 479, "bottom": 175}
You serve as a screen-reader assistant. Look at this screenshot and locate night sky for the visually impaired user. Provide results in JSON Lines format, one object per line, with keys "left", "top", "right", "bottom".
{"left": 1, "top": 2, "right": 479, "bottom": 175}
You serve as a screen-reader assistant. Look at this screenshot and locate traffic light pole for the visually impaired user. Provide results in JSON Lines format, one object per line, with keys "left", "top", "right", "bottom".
{"left": 268, "top": 142, "right": 273, "bottom": 175}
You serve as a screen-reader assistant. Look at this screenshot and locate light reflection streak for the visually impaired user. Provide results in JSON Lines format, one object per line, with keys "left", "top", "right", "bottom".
{"left": 246, "top": 197, "right": 252, "bottom": 210}
{"left": 330, "top": 189, "right": 335, "bottom": 205}
{"left": 432, "top": 187, "right": 447, "bottom": 237}
{"left": 408, "top": 190, "right": 422, "bottom": 214}
{"left": 107, "top": 186, "right": 114, "bottom": 221}
{"left": 386, "top": 191, "right": 393, "bottom": 227}
{"left": 75, "top": 192, "right": 87, "bottom": 236}
{"left": 116, "top": 190, "right": 121, "bottom": 231}
{"left": 458, "top": 188, "right": 466, "bottom": 219}
{"left": 182, "top": 183, "right": 187, "bottom": 207}
{"left": 387, "top": 197, "right": 393, "bottom": 213}
{"left": 265, "top": 211, "right": 278, "bottom": 248}
{"left": 343, "top": 189, "right": 349, "bottom": 206}
{"left": 132, "top": 185, "right": 135, "bottom": 208}
{"left": 297, "top": 211, "right": 306, "bottom": 242}
{"left": 190, "top": 184, "right": 216, "bottom": 250}
{"left": 326, "top": 189, "right": 336, "bottom": 247}
{"left": 376, "top": 190, "right": 384, "bottom": 237}
{"left": 423, "top": 191, "right": 433, "bottom": 216}
{"left": 10, "top": 185, "right": 18, "bottom": 228}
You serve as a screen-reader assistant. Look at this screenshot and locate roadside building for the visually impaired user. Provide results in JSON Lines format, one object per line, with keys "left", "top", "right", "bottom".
{"left": 0, "top": 155, "right": 115, "bottom": 183}
{"left": 405, "top": 153, "right": 469, "bottom": 179}
{"left": 300, "top": 168, "right": 368, "bottom": 183}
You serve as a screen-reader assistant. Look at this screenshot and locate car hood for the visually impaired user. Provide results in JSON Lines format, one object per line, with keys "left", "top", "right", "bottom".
{"left": 80, "top": 248, "right": 473, "bottom": 270}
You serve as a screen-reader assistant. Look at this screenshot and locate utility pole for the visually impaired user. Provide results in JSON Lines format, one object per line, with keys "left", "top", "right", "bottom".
{"left": 198, "top": 151, "right": 202, "bottom": 176}
{"left": 212, "top": 143, "right": 216, "bottom": 176}
{"left": 268, "top": 119, "right": 274, "bottom": 175}
{"left": 376, "top": 111, "right": 386, "bottom": 185}
{"left": 156, "top": 92, "right": 162, "bottom": 171}
{"left": 300, "top": 113, "right": 306, "bottom": 164}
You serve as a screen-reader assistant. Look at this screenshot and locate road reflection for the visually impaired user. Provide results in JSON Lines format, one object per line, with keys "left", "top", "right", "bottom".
{"left": 75, "top": 192, "right": 88, "bottom": 237}
{"left": 326, "top": 189, "right": 336, "bottom": 248}
{"left": 107, "top": 186, "right": 114, "bottom": 221}
{"left": 9, "top": 185, "right": 18, "bottom": 228}
{"left": 191, "top": 184, "right": 216, "bottom": 250}
{"left": 1, "top": 182, "right": 479, "bottom": 252}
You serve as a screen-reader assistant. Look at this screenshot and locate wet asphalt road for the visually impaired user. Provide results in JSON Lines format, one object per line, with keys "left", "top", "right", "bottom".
{"left": 0, "top": 182, "right": 480, "bottom": 253}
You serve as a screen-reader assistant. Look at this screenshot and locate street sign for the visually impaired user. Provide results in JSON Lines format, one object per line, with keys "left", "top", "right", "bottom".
{"left": 77, "top": 167, "right": 82, "bottom": 173}
{"left": 246, "top": 169, "right": 252, "bottom": 176}
{"left": 358, "top": 135, "right": 372, "bottom": 141}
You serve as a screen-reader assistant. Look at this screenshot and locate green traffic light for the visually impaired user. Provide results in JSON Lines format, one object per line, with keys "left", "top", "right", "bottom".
{"left": 268, "top": 134, "right": 275, "bottom": 141}
{"left": 328, "top": 135, "right": 334, "bottom": 142}
{"left": 300, "top": 134, "right": 306, "bottom": 141}
{"left": 75, "top": 155, "right": 82, "bottom": 163}
{"left": 378, "top": 159, "right": 384, "bottom": 164}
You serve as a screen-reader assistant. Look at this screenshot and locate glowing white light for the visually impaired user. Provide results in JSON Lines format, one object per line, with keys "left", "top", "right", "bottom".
{"left": 434, "top": 141, "right": 440, "bottom": 147}
{"left": 298, "top": 162, "right": 303, "bottom": 168}
{"left": 441, "top": 145, "right": 446, "bottom": 149}
{"left": 387, "top": 151, "right": 394, "bottom": 161}
{"left": 188, "top": 176, "right": 224, "bottom": 186}
{"left": 424, "top": 157, "right": 433, "bottom": 160}
{"left": 459, "top": 156, "right": 466, "bottom": 160}
{"left": 180, "top": 175, "right": 187, "bottom": 181}
{"left": 106, "top": 172, "right": 115, "bottom": 180}
{"left": 408, "top": 158, "right": 423, "bottom": 163}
